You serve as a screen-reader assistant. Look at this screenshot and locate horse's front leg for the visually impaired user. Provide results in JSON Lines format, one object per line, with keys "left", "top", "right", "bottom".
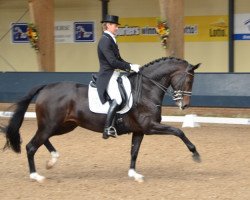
{"left": 128, "top": 132, "right": 145, "bottom": 182}
{"left": 147, "top": 122, "right": 201, "bottom": 162}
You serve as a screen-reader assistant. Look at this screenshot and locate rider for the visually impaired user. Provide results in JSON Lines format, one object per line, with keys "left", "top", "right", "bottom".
{"left": 96, "top": 14, "right": 140, "bottom": 139}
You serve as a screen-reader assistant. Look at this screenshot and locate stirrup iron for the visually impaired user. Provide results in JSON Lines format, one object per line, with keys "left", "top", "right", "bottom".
{"left": 105, "top": 126, "right": 118, "bottom": 138}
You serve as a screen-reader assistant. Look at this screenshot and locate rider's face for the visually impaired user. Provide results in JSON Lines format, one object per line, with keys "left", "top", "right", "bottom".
{"left": 107, "top": 23, "right": 119, "bottom": 36}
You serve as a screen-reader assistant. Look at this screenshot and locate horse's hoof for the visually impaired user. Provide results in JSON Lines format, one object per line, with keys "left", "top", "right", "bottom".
{"left": 30, "top": 172, "right": 46, "bottom": 183}
{"left": 135, "top": 176, "right": 144, "bottom": 183}
{"left": 46, "top": 161, "right": 54, "bottom": 169}
{"left": 128, "top": 169, "right": 145, "bottom": 183}
{"left": 46, "top": 151, "right": 59, "bottom": 169}
{"left": 192, "top": 151, "right": 201, "bottom": 163}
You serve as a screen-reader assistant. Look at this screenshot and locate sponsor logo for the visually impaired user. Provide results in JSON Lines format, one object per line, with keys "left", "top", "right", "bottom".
{"left": 184, "top": 25, "right": 198, "bottom": 35}
{"left": 117, "top": 26, "right": 156, "bottom": 36}
{"left": 74, "top": 22, "right": 94, "bottom": 42}
{"left": 209, "top": 19, "right": 228, "bottom": 37}
{"left": 12, "top": 23, "right": 28, "bottom": 43}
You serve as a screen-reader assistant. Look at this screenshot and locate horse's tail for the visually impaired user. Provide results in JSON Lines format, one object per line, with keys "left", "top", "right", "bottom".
{"left": 3, "top": 84, "right": 47, "bottom": 153}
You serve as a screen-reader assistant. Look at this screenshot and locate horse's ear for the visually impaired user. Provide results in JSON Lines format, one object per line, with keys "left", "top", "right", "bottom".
{"left": 192, "top": 63, "right": 201, "bottom": 70}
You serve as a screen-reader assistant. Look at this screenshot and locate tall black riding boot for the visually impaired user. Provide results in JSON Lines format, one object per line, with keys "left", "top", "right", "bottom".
{"left": 103, "top": 100, "right": 119, "bottom": 139}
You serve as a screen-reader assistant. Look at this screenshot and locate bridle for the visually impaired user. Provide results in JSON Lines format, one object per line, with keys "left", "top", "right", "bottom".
{"left": 135, "top": 67, "right": 194, "bottom": 103}
{"left": 171, "top": 69, "right": 194, "bottom": 101}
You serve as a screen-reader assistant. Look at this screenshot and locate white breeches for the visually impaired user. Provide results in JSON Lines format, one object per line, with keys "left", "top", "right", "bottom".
{"left": 107, "top": 71, "right": 122, "bottom": 105}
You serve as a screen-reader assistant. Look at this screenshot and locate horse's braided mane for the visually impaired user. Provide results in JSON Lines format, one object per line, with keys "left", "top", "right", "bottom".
{"left": 142, "top": 56, "right": 188, "bottom": 68}
{"left": 128, "top": 57, "right": 189, "bottom": 78}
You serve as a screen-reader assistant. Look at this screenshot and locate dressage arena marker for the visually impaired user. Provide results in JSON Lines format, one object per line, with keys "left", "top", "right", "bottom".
{"left": 1, "top": 111, "right": 249, "bottom": 127}
{"left": 162, "top": 114, "right": 250, "bottom": 127}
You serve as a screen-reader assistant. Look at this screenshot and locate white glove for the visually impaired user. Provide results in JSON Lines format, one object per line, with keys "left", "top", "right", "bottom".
{"left": 130, "top": 64, "right": 140, "bottom": 73}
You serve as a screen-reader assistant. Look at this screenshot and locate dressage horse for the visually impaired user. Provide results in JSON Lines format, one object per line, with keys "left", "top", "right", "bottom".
{"left": 3, "top": 57, "right": 201, "bottom": 183}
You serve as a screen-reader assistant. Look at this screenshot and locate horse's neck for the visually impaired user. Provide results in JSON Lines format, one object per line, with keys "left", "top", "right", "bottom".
{"left": 130, "top": 67, "right": 172, "bottom": 105}
{"left": 143, "top": 64, "right": 174, "bottom": 87}
{"left": 133, "top": 59, "right": 188, "bottom": 104}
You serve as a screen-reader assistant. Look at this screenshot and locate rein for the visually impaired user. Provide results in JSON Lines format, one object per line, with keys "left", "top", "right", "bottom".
{"left": 134, "top": 69, "right": 194, "bottom": 104}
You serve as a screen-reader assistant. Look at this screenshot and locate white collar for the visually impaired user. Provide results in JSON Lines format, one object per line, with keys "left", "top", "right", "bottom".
{"left": 104, "top": 30, "right": 116, "bottom": 43}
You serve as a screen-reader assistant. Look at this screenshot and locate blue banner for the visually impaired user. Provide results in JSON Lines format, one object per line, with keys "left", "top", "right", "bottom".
{"left": 234, "top": 34, "right": 250, "bottom": 40}
{"left": 74, "top": 22, "right": 94, "bottom": 42}
{"left": 12, "top": 23, "right": 28, "bottom": 43}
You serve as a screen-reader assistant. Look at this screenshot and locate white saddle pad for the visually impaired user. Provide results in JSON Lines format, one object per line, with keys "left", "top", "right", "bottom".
{"left": 88, "top": 75, "right": 133, "bottom": 114}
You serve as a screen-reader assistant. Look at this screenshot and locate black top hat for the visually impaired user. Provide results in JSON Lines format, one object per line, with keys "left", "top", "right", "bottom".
{"left": 101, "top": 15, "right": 120, "bottom": 25}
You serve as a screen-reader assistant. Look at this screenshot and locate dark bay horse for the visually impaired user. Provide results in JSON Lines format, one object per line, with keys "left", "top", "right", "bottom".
{"left": 3, "top": 57, "right": 201, "bottom": 182}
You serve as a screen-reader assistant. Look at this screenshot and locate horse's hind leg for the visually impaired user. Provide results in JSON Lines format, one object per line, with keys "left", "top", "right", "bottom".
{"left": 26, "top": 128, "right": 52, "bottom": 182}
{"left": 44, "top": 140, "right": 59, "bottom": 169}
{"left": 148, "top": 122, "right": 201, "bottom": 162}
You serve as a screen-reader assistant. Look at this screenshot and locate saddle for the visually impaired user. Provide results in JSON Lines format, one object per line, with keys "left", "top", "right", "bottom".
{"left": 88, "top": 74, "right": 133, "bottom": 114}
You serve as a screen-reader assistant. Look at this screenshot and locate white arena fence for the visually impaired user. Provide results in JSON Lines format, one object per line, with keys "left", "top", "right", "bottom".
{"left": 1, "top": 111, "right": 249, "bottom": 128}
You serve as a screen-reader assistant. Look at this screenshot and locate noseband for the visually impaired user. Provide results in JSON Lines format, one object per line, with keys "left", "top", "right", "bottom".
{"left": 172, "top": 70, "right": 194, "bottom": 101}
{"left": 137, "top": 68, "right": 194, "bottom": 102}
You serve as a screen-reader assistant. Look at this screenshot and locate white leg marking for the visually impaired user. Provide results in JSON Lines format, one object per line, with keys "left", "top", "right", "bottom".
{"left": 30, "top": 172, "right": 45, "bottom": 183}
{"left": 46, "top": 151, "right": 59, "bottom": 169}
{"left": 128, "top": 169, "right": 144, "bottom": 182}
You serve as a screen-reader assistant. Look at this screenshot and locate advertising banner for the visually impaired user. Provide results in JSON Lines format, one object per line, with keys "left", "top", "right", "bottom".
{"left": 117, "top": 17, "right": 158, "bottom": 43}
{"left": 117, "top": 16, "right": 228, "bottom": 43}
{"left": 11, "top": 21, "right": 95, "bottom": 44}
{"left": 11, "top": 23, "right": 29, "bottom": 43}
{"left": 184, "top": 15, "right": 228, "bottom": 42}
{"left": 234, "top": 13, "right": 250, "bottom": 40}
{"left": 55, "top": 21, "right": 95, "bottom": 43}
{"left": 74, "top": 22, "right": 94, "bottom": 42}
{"left": 54, "top": 21, "right": 74, "bottom": 43}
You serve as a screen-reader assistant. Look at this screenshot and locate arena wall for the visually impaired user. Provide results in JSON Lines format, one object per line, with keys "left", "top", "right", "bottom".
{"left": 0, "top": 72, "right": 249, "bottom": 108}
{"left": 0, "top": 0, "right": 249, "bottom": 72}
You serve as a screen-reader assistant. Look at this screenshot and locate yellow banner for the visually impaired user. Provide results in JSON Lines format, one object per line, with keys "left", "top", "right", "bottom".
{"left": 185, "top": 15, "right": 228, "bottom": 42}
{"left": 117, "top": 16, "right": 228, "bottom": 43}
{"left": 117, "top": 17, "right": 159, "bottom": 42}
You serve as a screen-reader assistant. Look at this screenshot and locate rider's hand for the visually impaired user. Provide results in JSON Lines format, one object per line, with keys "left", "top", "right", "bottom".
{"left": 130, "top": 64, "right": 140, "bottom": 73}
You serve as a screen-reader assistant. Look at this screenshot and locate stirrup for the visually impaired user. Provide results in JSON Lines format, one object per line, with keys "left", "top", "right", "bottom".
{"left": 104, "top": 126, "right": 118, "bottom": 138}
{"left": 106, "top": 126, "right": 117, "bottom": 137}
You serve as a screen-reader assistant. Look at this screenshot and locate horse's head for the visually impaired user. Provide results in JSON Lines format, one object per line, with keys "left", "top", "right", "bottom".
{"left": 170, "top": 63, "right": 201, "bottom": 110}
{"left": 134, "top": 57, "right": 201, "bottom": 110}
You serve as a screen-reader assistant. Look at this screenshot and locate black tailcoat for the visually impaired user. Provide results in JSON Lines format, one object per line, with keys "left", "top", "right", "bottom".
{"left": 96, "top": 32, "right": 131, "bottom": 104}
